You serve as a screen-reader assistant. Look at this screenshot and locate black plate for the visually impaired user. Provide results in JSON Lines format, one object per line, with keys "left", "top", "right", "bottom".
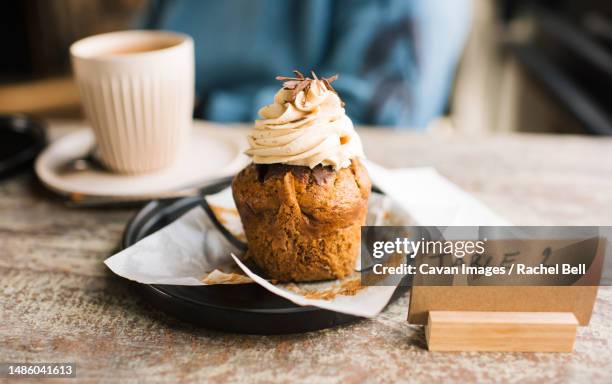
{"left": 122, "top": 179, "right": 403, "bottom": 334}
{"left": 0, "top": 114, "right": 47, "bottom": 180}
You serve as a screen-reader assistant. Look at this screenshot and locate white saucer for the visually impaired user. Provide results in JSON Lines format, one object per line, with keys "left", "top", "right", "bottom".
{"left": 35, "top": 121, "right": 249, "bottom": 199}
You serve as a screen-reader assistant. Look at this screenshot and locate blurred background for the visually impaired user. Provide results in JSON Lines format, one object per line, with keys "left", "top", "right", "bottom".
{"left": 1, "top": 0, "right": 611, "bottom": 134}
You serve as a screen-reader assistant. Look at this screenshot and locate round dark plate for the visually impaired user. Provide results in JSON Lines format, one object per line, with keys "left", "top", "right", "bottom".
{"left": 0, "top": 114, "right": 47, "bottom": 180}
{"left": 123, "top": 178, "right": 404, "bottom": 334}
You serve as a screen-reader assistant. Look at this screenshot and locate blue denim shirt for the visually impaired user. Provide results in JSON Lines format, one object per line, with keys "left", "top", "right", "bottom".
{"left": 142, "top": 0, "right": 471, "bottom": 129}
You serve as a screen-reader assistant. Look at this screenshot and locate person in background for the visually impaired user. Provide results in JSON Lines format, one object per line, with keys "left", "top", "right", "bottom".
{"left": 141, "top": 0, "right": 471, "bottom": 129}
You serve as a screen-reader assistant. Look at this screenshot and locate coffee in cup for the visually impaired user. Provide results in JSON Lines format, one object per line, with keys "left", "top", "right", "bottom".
{"left": 70, "top": 30, "right": 194, "bottom": 174}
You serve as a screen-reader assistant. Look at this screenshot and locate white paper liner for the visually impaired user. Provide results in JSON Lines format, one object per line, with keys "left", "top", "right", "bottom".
{"left": 105, "top": 163, "right": 507, "bottom": 317}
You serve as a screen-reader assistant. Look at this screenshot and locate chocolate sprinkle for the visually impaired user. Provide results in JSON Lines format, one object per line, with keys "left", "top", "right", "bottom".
{"left": 275, "top": 70, "right": 339, "bottom": 103}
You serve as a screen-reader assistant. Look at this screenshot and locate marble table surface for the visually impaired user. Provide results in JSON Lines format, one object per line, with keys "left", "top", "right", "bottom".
{"left": 1, "top": 120, "right": 612, "bottom": 383}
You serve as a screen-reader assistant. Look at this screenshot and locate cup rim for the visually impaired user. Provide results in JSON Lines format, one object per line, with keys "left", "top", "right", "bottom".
{"left": 70, "top": 30, "right": 192, "bottom": 62}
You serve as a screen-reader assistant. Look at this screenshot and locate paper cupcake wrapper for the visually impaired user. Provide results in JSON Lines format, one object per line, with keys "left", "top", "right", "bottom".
{"left": 104, "top": 183, "right": 413, "bottom": 317}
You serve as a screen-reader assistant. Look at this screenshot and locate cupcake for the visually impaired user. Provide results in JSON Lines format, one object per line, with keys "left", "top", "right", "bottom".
{"left": 232, "top": 71, "right": 371, "bottom": 282}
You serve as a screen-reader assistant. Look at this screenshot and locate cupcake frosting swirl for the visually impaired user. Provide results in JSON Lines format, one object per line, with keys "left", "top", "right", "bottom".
{"left": 246, "top": 73, "right": 364, "bottom": 169}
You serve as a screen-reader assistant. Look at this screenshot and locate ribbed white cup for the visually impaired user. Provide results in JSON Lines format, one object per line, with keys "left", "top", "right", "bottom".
{"left": 70, "top": 30, "right": 194, "bottom": 174}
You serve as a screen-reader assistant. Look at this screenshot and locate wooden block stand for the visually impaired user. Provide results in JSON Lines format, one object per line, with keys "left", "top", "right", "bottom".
{"left": 426, "top": 311, "right": 578, "bottom": 352}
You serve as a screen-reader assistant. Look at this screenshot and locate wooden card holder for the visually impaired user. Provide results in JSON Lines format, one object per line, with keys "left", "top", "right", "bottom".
{"left": 425, "top": 311, "right": 578, "bottom": 352}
